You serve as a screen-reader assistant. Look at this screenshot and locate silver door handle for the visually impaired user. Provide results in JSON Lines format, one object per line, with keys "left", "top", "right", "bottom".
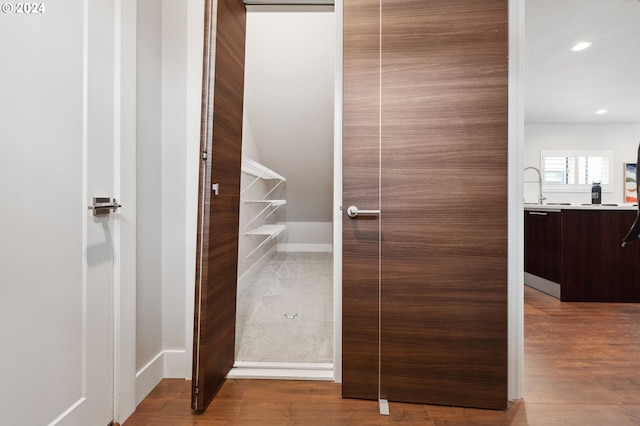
{"left": 89, "top": 197, "right": 122, "bottom": 216}
{"left": 347, "top": 205, "right": 380, "bottom": 218}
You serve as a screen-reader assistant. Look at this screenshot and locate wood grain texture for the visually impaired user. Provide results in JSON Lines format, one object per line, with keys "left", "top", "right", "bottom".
{"left": 561, "top": 210, "right": 640, "bottom": 302}
{"left": 343, "top": 0, "right": 508, "bottom": 410}
{"left": 342, "top": 0, "right": 382, "bottom": 401}
{"left": 192, "top": 0, "right": 246, "bottom": 413}
{"left": 379, "top": 0, "right": 508, "bottom": 409}
{"left": 524, "top": 210, "right": 562, "bottom": 283}
{"left": 124, "top": 287, "right": 640, "bottom": 425}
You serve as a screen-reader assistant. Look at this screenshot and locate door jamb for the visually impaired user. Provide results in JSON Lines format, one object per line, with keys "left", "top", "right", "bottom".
{"left": 332, "top": 0, "right": 344, "bottom": 383}
{"left": 508, "top": 0, "right": 525, "bottom": 401}
{"left": 114, "top": 0, "right": 138, "bottom": 422}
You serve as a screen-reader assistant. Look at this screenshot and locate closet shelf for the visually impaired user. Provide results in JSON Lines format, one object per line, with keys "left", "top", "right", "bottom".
{"left": 241, "top": 157, "right": 286, "bottom": 198}
{"left": 244, "top": 199, "right": 286, "bottom": 206}
{"left": 241, "top": 157, "right": 286, "bottom": 181}
{"left": 246, "top": 224, "right": 286, "bottom": 237}
{"left": 244, "top": 199, "right": 286, "bottom": 228}
{"left": 245, "top": 224, "right": 286, "bottom": 259}
{"left": 241, "top": 157, "right": 287, "bottom": 259}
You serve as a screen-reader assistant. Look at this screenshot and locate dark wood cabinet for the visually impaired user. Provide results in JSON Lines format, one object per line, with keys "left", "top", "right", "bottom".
{"left": 524, "top": 209, "right": 561, "bottom": 283}
{"left": 561, "top": 210, "right": 640, "bottom": 302}
{"left": 524, "top": 207, "right": 640, "bottom": 302}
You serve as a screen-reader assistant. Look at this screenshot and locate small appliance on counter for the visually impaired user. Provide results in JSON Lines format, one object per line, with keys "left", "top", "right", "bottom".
{"left": 591, "top": 181, "right": 602, "bottom": 205}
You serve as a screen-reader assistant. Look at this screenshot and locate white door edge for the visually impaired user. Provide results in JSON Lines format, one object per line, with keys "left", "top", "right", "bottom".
{"left": 114, "top": 0, "right": 138, "bottom": 422}
{"left": 332, "top": 0, "right": 344, "bottom": 384}
{"left": 508, "top": 0, "right": 525, "bottom": 401}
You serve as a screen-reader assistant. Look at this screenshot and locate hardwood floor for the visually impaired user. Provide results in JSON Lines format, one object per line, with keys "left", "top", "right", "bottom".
{"left": 124, "top": 286, "right": 640, "bottom": 425}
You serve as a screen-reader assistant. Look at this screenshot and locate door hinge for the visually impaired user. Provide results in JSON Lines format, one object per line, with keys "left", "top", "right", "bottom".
{"left": 202, "top": 151, "right": 208, "bottom": 160}
{"left": 194, "top": 385, "right": 200, "bottom": 395}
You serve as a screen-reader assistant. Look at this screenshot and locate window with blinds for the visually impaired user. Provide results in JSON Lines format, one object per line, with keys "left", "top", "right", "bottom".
{"left": 541, "top": 151, "right": 612, "bottom": 191}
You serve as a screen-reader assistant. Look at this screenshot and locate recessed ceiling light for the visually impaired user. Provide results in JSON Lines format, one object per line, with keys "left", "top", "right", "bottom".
{"left": 596, "top": 109, "right": 608, "bottom": 115}
{"left": 570, "top": 41, "right": 593, "bottom": 52}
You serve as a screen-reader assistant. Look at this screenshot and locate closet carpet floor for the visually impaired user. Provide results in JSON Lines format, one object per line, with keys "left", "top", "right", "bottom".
{"left": 235, "top": 252, "right": 333, "bottom": 363}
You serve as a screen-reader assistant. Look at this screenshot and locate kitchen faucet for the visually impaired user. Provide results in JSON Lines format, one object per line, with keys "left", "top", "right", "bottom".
{"left": 524, "top": 166, "right": 546, "bottom": 205}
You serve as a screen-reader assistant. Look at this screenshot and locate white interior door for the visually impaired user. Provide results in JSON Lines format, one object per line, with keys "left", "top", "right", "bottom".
{"left": 0, "top": 1, "right": 125, "bottom": 424}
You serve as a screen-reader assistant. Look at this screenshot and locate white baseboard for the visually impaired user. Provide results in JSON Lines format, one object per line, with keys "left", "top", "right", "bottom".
{"left": 524, "top": 272, "right": 560, "bottom": 299}
{"left": 135, "top": 350, "right": 187, "bottom": 405}
{"left": 275, "top": 222, "right": 332, "bottom": 253}
{"left": 227, "top": 361, "right": 334, "bottom": 381}
{"left": 277, "top": 243, "right": 332, "bottom": 252}
{"left": 135, "top": 352, "right": 163, "bottom": 406}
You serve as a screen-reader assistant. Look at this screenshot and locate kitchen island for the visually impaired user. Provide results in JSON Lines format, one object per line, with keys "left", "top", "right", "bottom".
{"left": 524, "top": 204, "right": 640, "bottom": 302}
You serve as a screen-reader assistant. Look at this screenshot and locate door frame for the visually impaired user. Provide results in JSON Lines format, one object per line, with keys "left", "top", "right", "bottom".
{"left": 332, "top": 0, "right": 344, "bottom": 384}
{"left": 182, "top": 0, "right": 524, "bottom": 400}
{"left": 508, "top": 0, "right": 525, "bottom": 400}
{"left": 115, "top": 0, "right": 138, "bottom": 422}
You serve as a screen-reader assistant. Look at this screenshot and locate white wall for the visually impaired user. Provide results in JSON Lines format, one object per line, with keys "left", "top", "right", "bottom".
{"left": 135, "top": 0, "right": 202, "bottom": 405}
{"left": 242, "top": 110, "right": 261, "bottom": 160}
{"left": 524, "top": 124, "right": 640, "bottom": 204}
{"left": 136, "top": 0, "right": 163, "bottom": 378}
{"left": 160, "top": 0, "right": 187, "bottom": 360}
{"left": 244, "top": 7, "right": 335, "bottom": 224}
{"left": 277, "top": 222, "right": 332, "bottom": 252}
{"left": 237, "top": 7, "right": 336, "bottom": 298}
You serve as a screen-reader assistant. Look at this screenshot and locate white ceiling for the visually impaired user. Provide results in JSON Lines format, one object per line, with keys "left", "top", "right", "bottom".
{"left": 525, "top": 0, "right": 640, "bottom": 124}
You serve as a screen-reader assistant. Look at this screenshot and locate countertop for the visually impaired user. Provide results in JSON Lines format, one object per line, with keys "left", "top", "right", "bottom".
{"left": 524, "top": 203, "right": 638, "bottom": 212}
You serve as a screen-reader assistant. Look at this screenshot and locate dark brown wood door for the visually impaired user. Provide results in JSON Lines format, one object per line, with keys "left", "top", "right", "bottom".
{"left": 192, "top": 0, "right": 246, "bottom": 413}
{"left": 342, "top": 0, "right": 383, "bottom": 401}
{"left": 343, "top": 0, "right": 508, "bottom": 410}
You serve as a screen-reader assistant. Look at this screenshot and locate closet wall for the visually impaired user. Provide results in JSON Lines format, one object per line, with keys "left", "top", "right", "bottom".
{"left": 241, "top": 7, "right": 335, "bottom": 267}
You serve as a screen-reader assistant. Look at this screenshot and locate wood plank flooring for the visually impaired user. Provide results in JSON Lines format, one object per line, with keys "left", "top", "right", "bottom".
{"left": 124, "top": 286, "right": 640, "bottom": 425}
